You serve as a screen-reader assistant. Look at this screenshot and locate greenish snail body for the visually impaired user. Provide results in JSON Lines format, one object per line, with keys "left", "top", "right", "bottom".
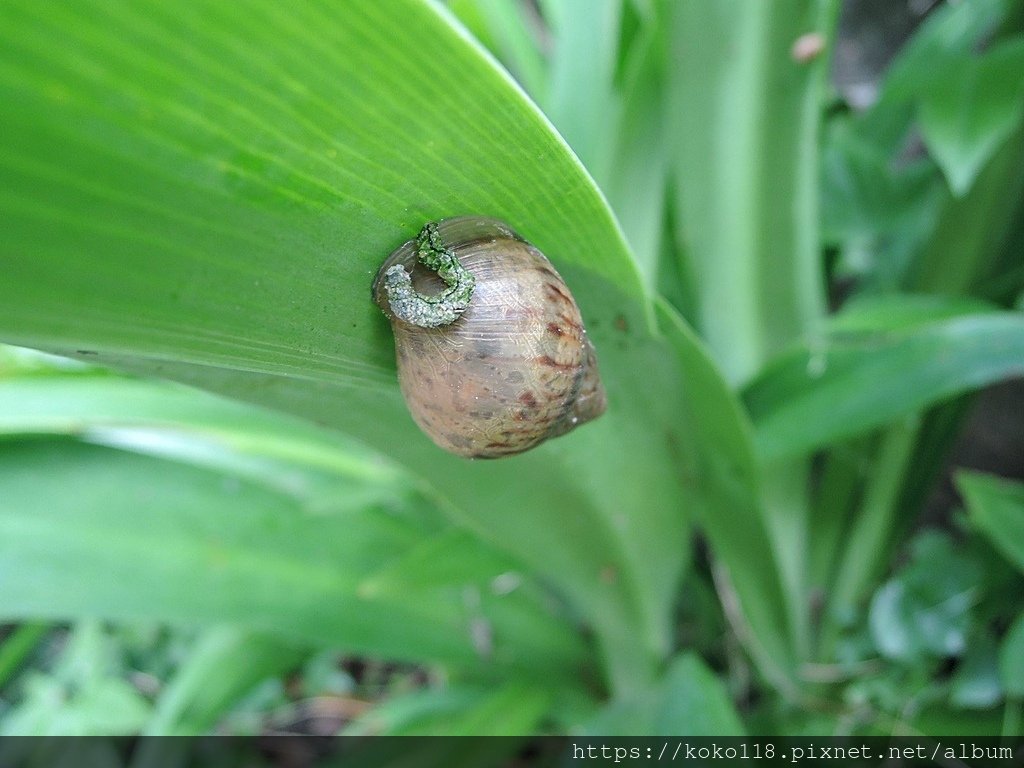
{"left": 373, "top": 216, "right": 606, "bottom": 458}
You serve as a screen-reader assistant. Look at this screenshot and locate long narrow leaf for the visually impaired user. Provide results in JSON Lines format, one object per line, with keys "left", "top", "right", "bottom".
{"left": 656, "top": 300, "right": 798, "bottom": 689}
{"left": 0, "top": 440, "right": 587, "bottom": 680}
{"left": 669, "top": 0, "right": 835, "bottom": 384}
{"left": 747, "top": 312, "right": 1024, "bottom": 460}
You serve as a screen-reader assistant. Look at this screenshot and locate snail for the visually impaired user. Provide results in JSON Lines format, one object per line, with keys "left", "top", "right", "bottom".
{"left": 373, "top": 216, "right": 606, "bottom": 458}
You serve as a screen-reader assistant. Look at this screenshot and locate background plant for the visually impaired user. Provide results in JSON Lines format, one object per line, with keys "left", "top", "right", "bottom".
{"left": 0, "top": 0, "right": 1022, "bottom": 740}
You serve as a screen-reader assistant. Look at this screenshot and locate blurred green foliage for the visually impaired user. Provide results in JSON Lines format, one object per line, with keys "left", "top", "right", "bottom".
{"left": 1, "top": 0, "right": 1023, "bottom": 740}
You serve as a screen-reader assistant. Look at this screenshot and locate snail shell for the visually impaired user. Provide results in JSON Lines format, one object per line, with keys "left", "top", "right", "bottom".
{"left": 373, "top": 216, "right": 606, "bottom": 458}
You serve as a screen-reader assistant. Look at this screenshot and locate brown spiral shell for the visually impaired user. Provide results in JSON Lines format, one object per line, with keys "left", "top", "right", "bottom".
{"left": 373, "top": 216, "right": 606, "bottom": 458}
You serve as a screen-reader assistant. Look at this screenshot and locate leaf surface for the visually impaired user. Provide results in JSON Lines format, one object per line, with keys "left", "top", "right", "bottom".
{"left": 0, "top": 0, "right": 705, "bottom": 691}
{"left": 746, "top": 312, "right": 1024, "bottom": 459}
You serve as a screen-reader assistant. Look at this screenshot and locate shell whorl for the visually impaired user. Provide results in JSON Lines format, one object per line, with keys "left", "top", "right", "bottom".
{"left": 373, "top": 217, "right": 606, "bottom": 458}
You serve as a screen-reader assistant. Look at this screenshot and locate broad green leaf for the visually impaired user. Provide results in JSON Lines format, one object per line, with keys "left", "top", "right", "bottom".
{"left": 919, "top": 40, "right": 1024, "bottom": 196}
{"left": 868, "top": 531, "right": 981, "bottom": 663}
{"left": 0, "top": 0, "right": 695, "bottom": 693}
{"left": 60, "top": 329, "right": 695, "bottom": 696}
{"left": 542, "top": 0, "right": 622, "bottom": 185}
{"left": 669, "top": 0, "right": 834, "bottom": 384}
{"left": 0, "top": 440, "right": 587, "bottom": 680}
{"left": 144, "top": 628, "right": 308, "bottom": 736}
{"left": 0, "top": 374, "right": 416, "bottom": 517}
{"left": 448, "top": 0, "right": 548, "bottom": 104}
{"left": 958, "top": 471, "right": 1024, "bottom": 573}
{"left": 1000, "top": 613, "right": 1024, "bottom": 697}
{"left": 581, "top": 653, "right": 744, "bottom": 736}
{"left": 746, "top": 312, "right": 1024, "bottom": 460}
{"left": 0, "top": 364, "right": 566, "bottom": 678}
